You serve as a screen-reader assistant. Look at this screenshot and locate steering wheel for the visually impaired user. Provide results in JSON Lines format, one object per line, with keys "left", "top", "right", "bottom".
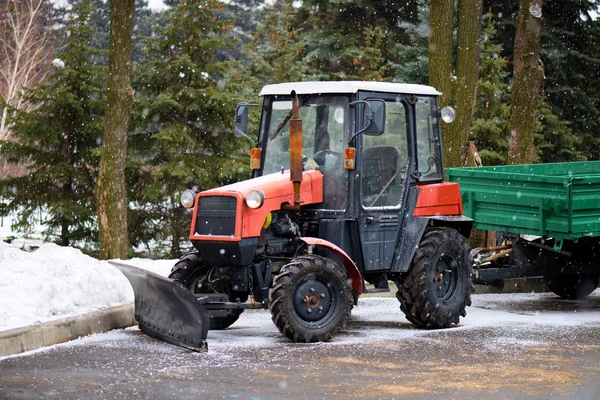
{"left": 313, "top": 150, "right": 343, "bottom": 167}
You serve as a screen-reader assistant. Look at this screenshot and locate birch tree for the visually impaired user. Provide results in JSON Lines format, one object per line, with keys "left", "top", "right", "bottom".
{"left": 0, "top": 0, "right": 54, "bottom": 141}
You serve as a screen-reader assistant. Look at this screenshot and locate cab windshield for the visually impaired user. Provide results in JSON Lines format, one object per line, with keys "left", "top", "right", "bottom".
{"left": 263, "top": 95, "right": 349, "bottom": 175}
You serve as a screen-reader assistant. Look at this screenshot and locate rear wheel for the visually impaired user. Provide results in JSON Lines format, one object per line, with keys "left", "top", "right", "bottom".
{"left": 269, "top": 255, "right": 352, "bottom": 343}
{"left": 544, "top": 273, "right": 600, "bottom": 300}
{"left": 394, "top": 228, "right": 474, "bottom": 329}
{"left": 169, "top": 254, "right": 242, "bottom": 330}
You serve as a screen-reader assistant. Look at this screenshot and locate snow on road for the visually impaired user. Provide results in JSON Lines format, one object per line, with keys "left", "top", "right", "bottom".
{"left": 6, "top": 290, "right": 600, "bottom": 363}
{"left": 1, "top": 241, "right": 600, "bottom": 355}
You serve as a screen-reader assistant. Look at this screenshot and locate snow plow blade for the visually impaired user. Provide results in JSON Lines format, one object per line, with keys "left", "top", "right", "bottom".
{"left": 109, "top": 261, "right": 209, "bottom": 352}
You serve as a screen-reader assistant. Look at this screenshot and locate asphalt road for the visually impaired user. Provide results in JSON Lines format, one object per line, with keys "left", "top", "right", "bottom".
{"left": 1, "top": 291, "right": 600, "bottom": 400}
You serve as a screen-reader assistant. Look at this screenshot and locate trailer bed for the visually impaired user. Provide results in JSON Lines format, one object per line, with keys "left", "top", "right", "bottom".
{"left": 446, "top": 161, "right": 600, "bottom": 242}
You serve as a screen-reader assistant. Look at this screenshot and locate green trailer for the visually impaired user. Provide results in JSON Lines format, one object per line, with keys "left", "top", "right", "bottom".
{"left": 446, "top": 161, "right": 600, "bottom": 299}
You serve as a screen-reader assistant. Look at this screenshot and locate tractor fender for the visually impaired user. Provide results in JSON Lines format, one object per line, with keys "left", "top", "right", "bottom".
{"left": 391, "top": 215, "right": 474, "bottom": 274}
{"left": 392, "top": 186, "right": 474, "bottom": 273}
{"left": 298, "top": 237, "right": 363, "bottom": 295}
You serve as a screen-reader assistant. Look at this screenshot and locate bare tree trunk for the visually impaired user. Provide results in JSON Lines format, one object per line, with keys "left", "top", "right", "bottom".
{"left": 429, "top": 0, "right": 483, "bottom": 168}
{"left": 508, "top": 0, "right": 543, "bottom": 165}
{"left": 0, "top": 0, "right": 54, "bottom": 141}
{"left": 96, "top": 0, "right": 135, "bottom": 259}
{"left": 428, "top": 0, "right": 455, "bottom": 107}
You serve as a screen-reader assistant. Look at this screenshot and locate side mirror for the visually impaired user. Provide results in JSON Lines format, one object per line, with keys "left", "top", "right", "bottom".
{"left": 234, "top": 102, "right": 260, "bottom": 145}
{"left": 235, "top": 103, "right": 250, "bottom": 137}
{"left": 348, "top": 99, "right": 386, "bottom": 144}
{"left": 363, "top": 99, "right": 386, "bottom": 135}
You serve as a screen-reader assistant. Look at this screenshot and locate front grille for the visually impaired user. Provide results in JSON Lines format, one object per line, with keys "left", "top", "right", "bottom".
{"left": 195, "top": 196, "right": 237, "bottom": 236}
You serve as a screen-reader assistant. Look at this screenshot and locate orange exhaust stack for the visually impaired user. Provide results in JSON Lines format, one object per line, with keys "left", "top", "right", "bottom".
{"left": 288, "top": 91, "right": 303, "bottom": 210}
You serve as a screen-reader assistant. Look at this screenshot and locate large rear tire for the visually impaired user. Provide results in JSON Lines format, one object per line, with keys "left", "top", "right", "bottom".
{"left": 394, "top": 228, "right": 474, "bottom": 329}
{"left": 269, "top": 255, "right": 352, "bottom": 343}
{"left": 169, "top": 254, "right": 242, "bottom": 330}
{"left": 544, "top": 273, "right": 600, "bottom": 300}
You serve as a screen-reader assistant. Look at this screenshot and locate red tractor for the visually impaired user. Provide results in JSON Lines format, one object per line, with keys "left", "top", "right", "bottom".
{"left": 113, "top": 81, "right": 474, "bottom": 352}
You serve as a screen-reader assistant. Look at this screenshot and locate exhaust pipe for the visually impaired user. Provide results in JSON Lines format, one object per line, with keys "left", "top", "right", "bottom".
{"left": 288, "top": 90, "right": 303, "bottom": 210}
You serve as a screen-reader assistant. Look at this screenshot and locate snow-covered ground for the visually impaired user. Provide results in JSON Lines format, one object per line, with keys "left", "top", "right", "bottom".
{"left": 7, "top": 290, "right": 600, "bottom": 363}
{"left": 2, "top": 239, "right": 600, "bottom": 342}
{"left": 0, "top": 242, "right": 174, "bottom": 331}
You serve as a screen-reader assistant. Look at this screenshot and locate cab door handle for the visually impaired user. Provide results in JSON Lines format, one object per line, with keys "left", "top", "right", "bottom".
{"left": 366, "top": 217, "right": 380, "bottom": 224}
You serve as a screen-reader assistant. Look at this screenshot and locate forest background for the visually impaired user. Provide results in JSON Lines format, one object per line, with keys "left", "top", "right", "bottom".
{"left": 1, "top": 0, "right": 599, "bottom": 258}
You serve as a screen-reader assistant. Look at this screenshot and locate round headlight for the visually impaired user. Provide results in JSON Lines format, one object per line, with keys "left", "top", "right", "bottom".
{"left": 245, "top": 190, "right": 264, "bottom": 209}
{"left": 180, "top": 189, "right": 196, "bottom": 209}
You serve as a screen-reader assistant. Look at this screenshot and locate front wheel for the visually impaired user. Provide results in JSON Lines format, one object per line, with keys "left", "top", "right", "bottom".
{"left": 544, "top": 273, "right": 600, "bottom": 300}
{"left": 269, "top": 255, "right": 353, "bottom": 343}
{"left": 169, "top": 254, "right": 243, "bottom": 330}
{"left": 394, "top": 228, "right": 474, "bottom": 329}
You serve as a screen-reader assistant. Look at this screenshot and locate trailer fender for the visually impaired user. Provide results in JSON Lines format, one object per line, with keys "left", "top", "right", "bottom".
{"left": 298, "top": 237, "right": 363, "bottom": 294}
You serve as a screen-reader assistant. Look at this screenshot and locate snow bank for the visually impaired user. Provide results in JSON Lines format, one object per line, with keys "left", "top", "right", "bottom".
{"left": 0, "top": 242, "right": 174, "bottom": 331}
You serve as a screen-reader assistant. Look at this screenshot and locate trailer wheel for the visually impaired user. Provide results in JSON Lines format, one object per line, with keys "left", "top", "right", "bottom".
{"left": 394, "top": 228, "right": 474, "bottom": 329}
{"left": 269, "top": 255, "right": 352, "bottom": 343}
{"left": 544, "top": 273, "right": 600, "bottom": 300}
{"left": 169, "top": 255, "right": 242, "bottom": 330}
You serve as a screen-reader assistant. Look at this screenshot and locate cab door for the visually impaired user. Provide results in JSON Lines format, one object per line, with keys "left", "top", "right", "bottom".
{"left": 357, "top": 98, "right": 411, "bottom": 271}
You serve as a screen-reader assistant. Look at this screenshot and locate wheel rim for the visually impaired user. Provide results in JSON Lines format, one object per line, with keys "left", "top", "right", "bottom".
{"left": 187, "top": 269, "right": 210, "bottom": 293}
{"left": 434, "top": 254, "right": 459, "bottom": 302}
{"left": 292, "top": 273, "right": 338, "bottom": 327}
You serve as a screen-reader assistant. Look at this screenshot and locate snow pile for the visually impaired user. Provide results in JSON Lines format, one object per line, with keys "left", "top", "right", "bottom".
{"left": 0, "top": 242, "right": 173, "bottom": 331}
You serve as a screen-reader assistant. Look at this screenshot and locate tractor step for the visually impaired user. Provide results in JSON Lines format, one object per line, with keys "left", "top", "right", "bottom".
{"left": 110, "top": 261, "right": 209, "bottom": 352}
{"left": 363, "top": 287, "right": 391, "bottom": 293}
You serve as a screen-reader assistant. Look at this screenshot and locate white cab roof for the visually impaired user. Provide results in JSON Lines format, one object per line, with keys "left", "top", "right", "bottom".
{"left": 259, "top": 81, "right": 441, "bottom": 96}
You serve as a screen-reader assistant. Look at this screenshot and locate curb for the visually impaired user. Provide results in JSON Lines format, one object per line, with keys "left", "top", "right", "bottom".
{"left": 0, "top": 303, "right": 135, "bottom": 358}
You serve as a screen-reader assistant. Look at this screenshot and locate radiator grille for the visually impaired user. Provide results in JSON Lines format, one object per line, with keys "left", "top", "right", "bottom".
{"left": 195, "top": 196, "right": 237, "bottom": 236}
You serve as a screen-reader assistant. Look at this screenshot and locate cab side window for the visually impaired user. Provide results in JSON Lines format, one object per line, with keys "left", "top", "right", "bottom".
{"left": 361, "top": 101, "right": 408, "bottom": 208}
{"left": 415, "top": 97, "right": 443, "bottom": 181}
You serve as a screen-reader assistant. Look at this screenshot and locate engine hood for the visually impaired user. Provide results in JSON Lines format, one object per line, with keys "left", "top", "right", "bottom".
{"left": 190, "top": 170, "right": 324, "bottom": 242}
{"left": 202, "top": 170, "right": 324, "bottom": 204}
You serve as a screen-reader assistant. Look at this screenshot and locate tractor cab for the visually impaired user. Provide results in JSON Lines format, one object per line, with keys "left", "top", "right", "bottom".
{"left": 235, "top": 82, "right": 460, "bottom": 281}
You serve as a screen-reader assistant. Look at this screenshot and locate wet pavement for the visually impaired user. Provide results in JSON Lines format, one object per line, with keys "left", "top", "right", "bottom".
{"left": 1, "top": 291, "right": 600, "bottom": 399}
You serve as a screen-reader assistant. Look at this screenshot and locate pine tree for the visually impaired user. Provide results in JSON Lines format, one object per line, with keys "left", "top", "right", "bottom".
{"left": 534, "top": 101, "right": 584, "bottom": 163}
{"left": 243, "top": 0, "right": 308, "bottom": 89}
{"left": 55, "top": 0, "right": 157, "bottom": 66}
{"left": 392, "top": 4, "right": 429, "bottom": 85}
{"left": 482, "top": 0, "right": 598, "bottom": 162}
{"left": 470, "top": 14, "right": 511, "bottom": 165}
{"left": 540, "top": 0, "right": 600, "bottom": 160}
{"left": 299, "top": 0, "right": 421, "bottom": 81}
{"left": 130, "top": 0, "right": 248, "bottom": 257}
{"left": 0, "top": 1, "right": 105, "bottom": 249}
{"left": 242, "top": 0, "right": 424, "bottom": 85}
